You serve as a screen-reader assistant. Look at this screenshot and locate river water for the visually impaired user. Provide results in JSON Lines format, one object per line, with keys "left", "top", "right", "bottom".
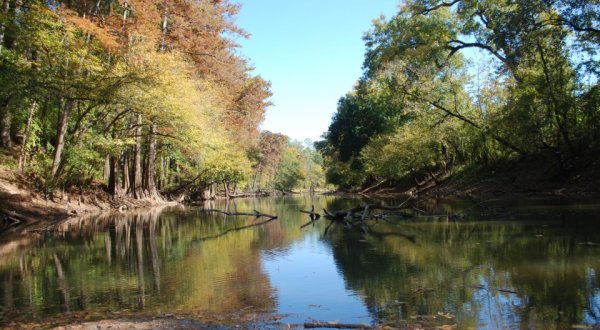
{"left": 1, "top": 195, "right": 600, "bottom": 329}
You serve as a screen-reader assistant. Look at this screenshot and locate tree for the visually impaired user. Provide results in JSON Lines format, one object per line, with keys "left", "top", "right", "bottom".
{"left": 318, "top": 0, "right": 600, "bottom": 190}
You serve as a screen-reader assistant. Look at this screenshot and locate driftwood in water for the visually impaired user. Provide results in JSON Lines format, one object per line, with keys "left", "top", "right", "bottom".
{"left": 196, "top": 208, "right": 279, "bottom": 241}
{"left": 202, "top": 209, "right": 277, "bottom": 219}
{"left": 300, "top": 205, "right": 320, "bottom": 218}
{"left": 300, "top": 205, "right": 321, "bottom": 228}
{"left": 299, "top": 197, "right": 419, "bottom": 235}
{"left": 322, "top": 197, "right": 414, "bottom": 221}
{"left": 198, "top": 216, "right": 279, "bottom": 241}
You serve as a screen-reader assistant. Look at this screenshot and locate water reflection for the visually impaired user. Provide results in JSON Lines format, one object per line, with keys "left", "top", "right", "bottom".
{"left": 323, "top": 199, "right": 600, "bottom": 329}
{"left": 0, "top": 196, "right": 599, "bottom": 329}
{"left": 0, "top": 204, "right": 279, "bottom": 323}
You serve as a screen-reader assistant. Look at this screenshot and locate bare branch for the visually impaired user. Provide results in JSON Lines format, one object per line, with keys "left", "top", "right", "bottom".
{"left": 421, "top": 0, "right": 461, "bottom": 15}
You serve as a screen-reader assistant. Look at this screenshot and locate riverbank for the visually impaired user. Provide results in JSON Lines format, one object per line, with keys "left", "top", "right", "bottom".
{"left": 0, "top": 166, "right": 176, "bottom": 233}
{"left": 361, "top": 154, "right": 600, "bottom": 199}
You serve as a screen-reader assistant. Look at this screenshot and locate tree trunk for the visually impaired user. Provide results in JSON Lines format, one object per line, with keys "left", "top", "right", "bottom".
{"left": 131, "top": 114, "right": 144, "bottom": 199}
{"left": 121, "top": 150, "right": 130, "bottom": 192}
{"left": 167, "top": 158, "right": 173, "bottom": 185}
{"left": 122, "top": 0, "right": 129, "bottom": 28}
{"left": 144, "top": 123, "right": 158, "bottom": 199}
{"left": 0, "top": 98, "right": 12, "bottom": 148}
{"left": 224, "top": 181, "right": 230, "bottom": 199}
{"left": 108, "top": 154, "right": 118, "bottom": 197}
{"left": 0, "top": 0, "right": 7, "bottom": 52}
{"left": 104, "top": 155, "right": 110, "bottom": 182}
{"left": 51, "top": 99, "right": 73, "bottom": 178}
{"left": 158, "top": 155, "right": 165, "bottom": 189}
{"left": 159, "top": 9, "right": 168, "bottom": 51}
{"left": 18, "top": 100, "right": 36, "bottom": 171}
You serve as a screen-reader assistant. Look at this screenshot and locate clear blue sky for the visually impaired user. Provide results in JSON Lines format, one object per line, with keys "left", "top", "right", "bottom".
{"left": 236, "top": 0, "right": 400, "bottom": 142}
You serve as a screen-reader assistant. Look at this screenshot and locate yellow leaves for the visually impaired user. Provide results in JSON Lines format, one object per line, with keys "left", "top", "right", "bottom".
{"left": 110, "top": 42, "right": 255, "bottom": 183}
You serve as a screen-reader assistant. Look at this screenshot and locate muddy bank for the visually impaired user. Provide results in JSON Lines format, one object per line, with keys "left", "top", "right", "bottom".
{"left": 358, "top": 156, "right": 600, "bottom": 199}
{"left": 0, "top": 167, "right": 177, "bottom": 234}
{"left": 0, "top": 308, "right": 287, "bottom": 330}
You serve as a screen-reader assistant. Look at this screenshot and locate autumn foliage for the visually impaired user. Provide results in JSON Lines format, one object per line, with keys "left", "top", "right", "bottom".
{"left": 0, "top": 0, "right": 277, "bottom": 199}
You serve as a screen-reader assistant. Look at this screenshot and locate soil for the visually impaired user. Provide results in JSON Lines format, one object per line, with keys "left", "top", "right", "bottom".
{"left": 365, "top": 154, "right": 600, "bottom": 199}
{"left": 0, "top": 166, "right": 177, "bottom": 235}
{"left": 52, "top": 318, "right": 227, "bottom": 330}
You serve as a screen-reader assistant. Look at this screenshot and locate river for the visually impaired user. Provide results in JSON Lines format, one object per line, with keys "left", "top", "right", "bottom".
{"left": 1, "top": 195, "right": 599, "bottom": 329}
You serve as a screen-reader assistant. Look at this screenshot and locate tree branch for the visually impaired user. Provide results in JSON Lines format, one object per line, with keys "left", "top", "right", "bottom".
{"left": 421, "top": 0, "right": 461, "bottom": 15}
{"left": 447, "top": 39, "right": 507, "bottom": 64}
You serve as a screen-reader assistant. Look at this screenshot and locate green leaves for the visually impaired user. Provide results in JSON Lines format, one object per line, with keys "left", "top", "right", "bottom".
{"left": 320, "top": 0, "right": 600, "bottom": 190}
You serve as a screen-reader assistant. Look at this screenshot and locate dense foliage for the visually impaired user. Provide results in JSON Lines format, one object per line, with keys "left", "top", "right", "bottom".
{"left": 0, "top": 0, "right": 325, "bottom": 199}
{"left": 318, "top": 0, "right": 600, "bottom": 190}
{"left": 252, "top": 132, "right": 325, "bottom": 192}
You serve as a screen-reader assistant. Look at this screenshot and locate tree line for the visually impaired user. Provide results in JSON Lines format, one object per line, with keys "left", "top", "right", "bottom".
{"left": 317, "top": 0, "right": 599, "bottom": 190}
{"left": 0, "top": 0, "right": 325, "bottom": 199}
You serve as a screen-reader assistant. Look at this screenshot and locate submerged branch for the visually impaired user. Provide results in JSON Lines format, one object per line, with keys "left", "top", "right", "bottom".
{"left": 197, "top": 217, "right": 279, "bottom": 241}
{"left": 202, "top": 209, "right": 278, "bottom": 219}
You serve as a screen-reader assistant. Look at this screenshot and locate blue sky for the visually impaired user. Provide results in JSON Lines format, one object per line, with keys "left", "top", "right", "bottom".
{"left": 236, "top": 0, "right": 400, "bottom": 142}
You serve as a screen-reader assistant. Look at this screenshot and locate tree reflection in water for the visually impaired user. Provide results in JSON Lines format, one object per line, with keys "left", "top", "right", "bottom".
{"left": 323, "top": 199, "right": 600, "bottom": 329}
{"left": 0, "top": 205, "right": 276, "bottom": 324}
{"left": 0, "top": 196, "right": 599, "bottom": 329}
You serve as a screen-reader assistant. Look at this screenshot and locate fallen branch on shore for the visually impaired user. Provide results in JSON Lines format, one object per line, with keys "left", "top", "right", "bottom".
{"left": 202, "top": 209, "right": 277, "bottom": 219}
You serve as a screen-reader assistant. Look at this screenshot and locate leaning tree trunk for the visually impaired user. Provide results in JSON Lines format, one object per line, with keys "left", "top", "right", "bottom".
{"left": 143, "top": 123, "right": 158, "bottom": 199}
{"left": 17, "top": 100, "right": 37, "bottom": 171}
{"left": 51, "top": 99, "right": 73, "bottom": 178}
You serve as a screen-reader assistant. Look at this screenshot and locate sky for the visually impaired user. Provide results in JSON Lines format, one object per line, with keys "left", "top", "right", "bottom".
{"left": 235, "top": 0, "right": 400, "bottom": 142}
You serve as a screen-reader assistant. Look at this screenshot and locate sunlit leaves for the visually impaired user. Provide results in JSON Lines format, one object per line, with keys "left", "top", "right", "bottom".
{"left": 319, "top": 0, "right": 600, "bottom": 190}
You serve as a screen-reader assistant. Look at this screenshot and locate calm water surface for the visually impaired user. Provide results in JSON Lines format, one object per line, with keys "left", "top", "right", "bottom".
{"left": 1, "top": 195, "right": 600, "bottom": 329}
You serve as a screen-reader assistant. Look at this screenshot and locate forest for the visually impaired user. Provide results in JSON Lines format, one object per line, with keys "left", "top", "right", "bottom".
{"left": 318, "top": 0, "right": 600, "bottom": 192}
{"left": 1, "top": 0, "right": 599, "bottom": 204}
{"left": 0, "top": 0, "right": 325, "bottom": 202}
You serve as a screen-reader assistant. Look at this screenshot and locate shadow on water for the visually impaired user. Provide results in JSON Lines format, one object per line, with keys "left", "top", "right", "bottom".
{"left": 0, "top": 195, "right": 599, "bottom": 329}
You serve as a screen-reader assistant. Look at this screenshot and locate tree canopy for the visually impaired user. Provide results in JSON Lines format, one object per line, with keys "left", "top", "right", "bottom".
{"left": 318, "top": 0, "right": 600, "bottom": 190}
{"left": 0, "top": 0, "right": 326, "bottom": 199}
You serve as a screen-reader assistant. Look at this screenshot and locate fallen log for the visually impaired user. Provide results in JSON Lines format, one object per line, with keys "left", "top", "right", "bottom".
{"left": 300, "top": 205, "right": 322, "bottom": 228}
{"left": 300, "top": 205, "right": 321, "bottom": 218}
{"left": 323, "top": 197, "right": 414, "bottom": 220}
{"left": 305, "top": 197, "right": 417, "bottom": 235}
{"left": 198, "top": 217, "right": 279, "bottom": 241}
{"left": 301, "top": 216, "right": 321, "bottom": 229}
{"left": 202, "top": 209, "right": 277, "bottom": 219}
